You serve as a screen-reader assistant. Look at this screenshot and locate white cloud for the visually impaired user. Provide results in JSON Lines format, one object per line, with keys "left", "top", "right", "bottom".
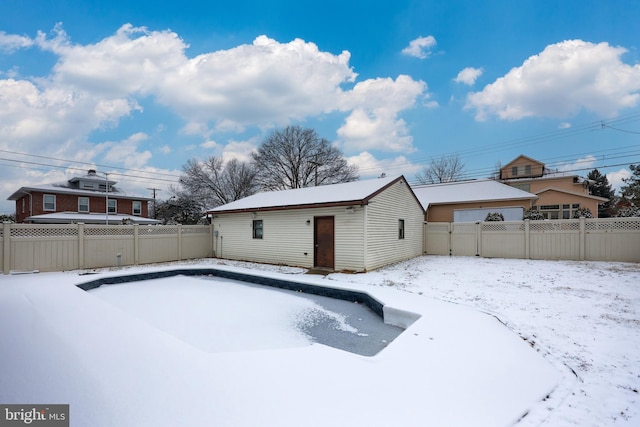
{"left": 200, "top": 140, "right": 218, "bottom": 149}
{"left": 102, "top": 133, "right": 152, "bottom": 169}
{"left": 160, "top": 145, "right": 172, "bottom": 154}
{"left": 402, "top": 36, "right": 437, "bottom": 59}
{"left": 347, "top": 152, "right": 421, "bottom": 179}
{"left": 466, "top": 40, "right": 640, "bottom": 121}
{"left": 607, "top": 168, "right": 631, "bottom": 193}
{"left": 161, "top": 35, "right": 357, "bottom": 132}
{"left": 558, "top": 122, "right": 572, "bottom": 129}
{"left": 0, "top": 31, "right": 34, "bottom": 53}
{"left": 556, "top": 155, "right": 597, "bottom": 172}
{"left": 337, "top": 75, "right": 427, "bottom": 152}
{"left": 454, "top": 67, "right": 483, "bottom": 85}
{"left": 221, "top": 139, "right": 258, "bottom": 163}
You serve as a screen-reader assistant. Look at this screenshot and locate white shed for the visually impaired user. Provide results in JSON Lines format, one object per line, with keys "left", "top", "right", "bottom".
{"left": 207, "top": 176, "right": 425, "bottom": 272}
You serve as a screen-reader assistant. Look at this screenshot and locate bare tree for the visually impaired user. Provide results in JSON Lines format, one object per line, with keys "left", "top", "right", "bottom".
{"left": 179, "top": 156, "right": 257, "bottom": 209}
{"left": 415, "top": 155, "right": 465, "bottom": 184}
{"left": 252, "top": 125, "right": 359, "bottom": 190}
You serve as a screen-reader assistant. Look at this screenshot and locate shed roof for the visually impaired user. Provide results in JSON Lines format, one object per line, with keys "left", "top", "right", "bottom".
{"left": 412, "top": 179, "right": 538, "bottom": 209}
{"left": 208, "top": 175, "right": 413, "bottom": 214}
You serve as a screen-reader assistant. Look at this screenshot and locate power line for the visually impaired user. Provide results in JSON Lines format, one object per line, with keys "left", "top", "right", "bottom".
{"left": 0, "top": 147, "right": 182, "bottom": 180}
{"left": 0, "top": 156, "right": 180, "bottom": 184}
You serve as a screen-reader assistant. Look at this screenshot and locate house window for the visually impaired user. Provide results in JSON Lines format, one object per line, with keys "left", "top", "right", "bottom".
{"left": 132, "top": 201, "right": 142, "bottom": 216}
{"left": 511, "top": 183, "right": 531, "bottom": 192}
{"left": 81, "top": 182, "right": 95, "bottom": 190}
{"left": 398, "top": 219, "right": 405, "bottom": 239}
{"left": 78, "top": 197, "right": 89, "bottom": 213}
{"left": 252, "top": 220, "right": 263, "bottom": 239}
{"left": 512, "top": 165, "right": 532, "bottom": 177}
{"left": 108, "top": 199, "right": 117, "bottom": 214}
{"left": 43, "top": 194, "right": 56, "bottom": 211}
{"left": 538, "top": 204, "right": 560, "bottom": 220}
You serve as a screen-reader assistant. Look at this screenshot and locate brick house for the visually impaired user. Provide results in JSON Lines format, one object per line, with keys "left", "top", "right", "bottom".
{"left": 499, "top": 155, "right": 608, "bottom": 218}
{"left": 7, "top": 170, "right": 160, "bottom": 224}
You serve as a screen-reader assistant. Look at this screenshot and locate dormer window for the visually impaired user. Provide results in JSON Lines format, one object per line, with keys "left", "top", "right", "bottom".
{"left": 511, "top": 164, "right": 532, "bottom": 177}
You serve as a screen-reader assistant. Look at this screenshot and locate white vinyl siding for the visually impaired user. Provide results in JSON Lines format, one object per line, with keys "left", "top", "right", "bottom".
{"left": 213, "top": 206, "right": 365, "bottom": 271}
{"left": 365, "top": 180, "right": 424, "bottom": 270}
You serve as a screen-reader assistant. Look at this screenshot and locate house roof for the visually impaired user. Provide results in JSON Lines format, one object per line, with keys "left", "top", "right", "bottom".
{"left": 534, "top": 187, "right": 609, "bottom": 202}
{"left": 411, "top": 179, "right": 538, "bottom": 210}
{"left": 502, "top": 154, "right": 545, "bottom": 169}
{"left": 7, "top": 183, "right": 153, "bottom": 201}
{"left": 208, "top": 176, "right": 418, "bottom": 214}
{"left": 24, "top": 212, "right": 161, "bottom": 225}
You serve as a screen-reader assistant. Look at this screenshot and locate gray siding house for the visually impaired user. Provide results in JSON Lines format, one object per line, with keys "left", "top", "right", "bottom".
{"left": 207, "top": 176, "right": 425, "bottom": 272}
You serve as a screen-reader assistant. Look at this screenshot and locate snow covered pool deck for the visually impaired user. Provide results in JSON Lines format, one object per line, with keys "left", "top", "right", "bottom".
{"left": 0, "top": 264, "right": 563, "bottom": 427}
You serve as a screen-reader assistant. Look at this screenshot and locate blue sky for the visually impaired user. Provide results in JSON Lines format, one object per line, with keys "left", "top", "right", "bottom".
{"left": 1, "top": 0, "right": 639, "bottom": 213}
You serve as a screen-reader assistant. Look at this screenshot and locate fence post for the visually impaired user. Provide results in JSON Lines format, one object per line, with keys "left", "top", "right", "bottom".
{"left": 579, "top": 217, "right": 585, "bottom": 261}
{"left": 78, "top": 223, "right": 85, "bottom": 270}
{"left": 134, "top": 224, "right": 139, "bottom": 265}
{"left": 475, "top": 221, "right": 481, "bottom": 256}
{"left": 448, "top": 222, "right": 453, "bottom": 256}
{"left": 524, "top": 219, "right": 530, "bottom": 259}
{"left": 2, "top": 222, "right": 10, "bottom": 275}
{"left": 177, "top": 224, "right": 183, "bottom": 261}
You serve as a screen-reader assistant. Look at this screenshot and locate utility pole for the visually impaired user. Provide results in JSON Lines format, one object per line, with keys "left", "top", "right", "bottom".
{"left": 309, "top": 155, "right": 322, "bottom": 187}
{"left": 104, "top": 173, "right": 109, "bottom": 225}
{"left": 148, "top": 188, "right": 161, "bottom": 219}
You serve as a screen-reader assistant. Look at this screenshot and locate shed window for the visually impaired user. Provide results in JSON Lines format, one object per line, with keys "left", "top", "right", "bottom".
{"left": 253, "top": 220, "right": 263, "bottom": 239}
{"left": 78, "top": 197, "right": 89, "bottom": 213}
{"left": 43, "top": 194, "right": 56, "bottom": 211}
{"left": 398, "top": 219, "right": 405, "bottom": 239}
{"left": 132, "top": 201, "right": 142, "bottom": 216}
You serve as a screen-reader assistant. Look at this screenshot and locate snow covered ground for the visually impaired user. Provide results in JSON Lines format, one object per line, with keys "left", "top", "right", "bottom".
{"left": 328, "top": 256, "right": 640, "bottom": 426}
{"left": 0, "top": 255, "right": 638, "bottom": 426}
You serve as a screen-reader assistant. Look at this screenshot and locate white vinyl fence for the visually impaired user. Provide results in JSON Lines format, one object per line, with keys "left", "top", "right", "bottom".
{"left": 1, "top": 222, "right": 213, "bottom": 274}
{"left": 424, "top": 217, "right": 640, "bottom": 263}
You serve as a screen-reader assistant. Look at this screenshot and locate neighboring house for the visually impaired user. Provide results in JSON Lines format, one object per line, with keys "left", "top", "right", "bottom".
{"left": 499, "top": 155, "right": 608, "bottom": 218}
{"left": 207, "top": 175, "right": 425, "bottom": 272}
{"left": 7, "top": 169, "right": 160, "bottom": 224}
{"left": 412, "top": 179, "right": 538, "bottom": 222}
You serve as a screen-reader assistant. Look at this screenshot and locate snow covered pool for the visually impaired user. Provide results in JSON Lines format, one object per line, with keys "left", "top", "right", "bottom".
{"left": 79, "top": 269, "right": 410, "bottom": 356}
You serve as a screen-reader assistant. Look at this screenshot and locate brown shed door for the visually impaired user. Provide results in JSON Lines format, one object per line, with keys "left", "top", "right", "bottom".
{"left": 314, "top": 216, "right": 335, "bottom": 269}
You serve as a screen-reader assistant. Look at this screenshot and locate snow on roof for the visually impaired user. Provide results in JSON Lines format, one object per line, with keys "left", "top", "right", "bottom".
{"left": 208, "top": 175, "right": 402, "bottom": 213}
{"left": 7, "top": 183, "right": 152, "bottom": 201}
{"left": 412, "top": 179, "right": 537, "bottom": 209}
{"left": 25, "top": 212, "right": 161, "bottom": 225}
{"left": 534, "top": 187, "right": 609, "bottom": 201}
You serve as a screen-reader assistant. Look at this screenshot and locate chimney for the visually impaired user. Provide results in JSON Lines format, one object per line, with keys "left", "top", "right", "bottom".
{"left": 88, "top": 169, "right": 97, "bottom": 176}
